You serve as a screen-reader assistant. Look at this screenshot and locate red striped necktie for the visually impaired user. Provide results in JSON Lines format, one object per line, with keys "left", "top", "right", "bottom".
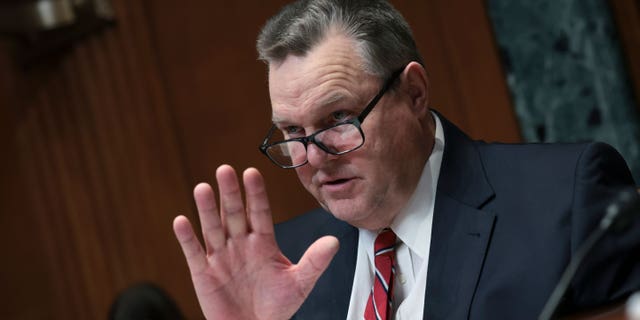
{"left": 364, "top": 228, "right": 397, "bottom": 320}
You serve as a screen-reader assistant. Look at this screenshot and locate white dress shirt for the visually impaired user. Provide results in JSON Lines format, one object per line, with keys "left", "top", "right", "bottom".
{"left": 346, "top": 112, "right": 445, "bottom": 319}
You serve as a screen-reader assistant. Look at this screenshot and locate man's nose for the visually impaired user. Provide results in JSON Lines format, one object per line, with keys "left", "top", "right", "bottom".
{"left": 306, "top": 143, "right": 336, "bottom": 168}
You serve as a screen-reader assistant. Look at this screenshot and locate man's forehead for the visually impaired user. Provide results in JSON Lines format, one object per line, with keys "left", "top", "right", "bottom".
{"left": 266, "top": 33, "right": 377, "bottom": 124}
{"left": 267, "top": 33, "right": 364, "bottom": 80}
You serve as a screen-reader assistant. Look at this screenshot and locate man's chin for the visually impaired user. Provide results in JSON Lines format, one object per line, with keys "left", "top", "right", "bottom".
{"left": 322, "top": 199, "right": 366, "bottom": 224}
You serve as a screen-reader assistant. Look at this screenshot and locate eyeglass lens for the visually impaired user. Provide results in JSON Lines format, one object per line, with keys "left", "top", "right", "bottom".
{"left": 265, "top": 122, "right": 364, "bottom": 167}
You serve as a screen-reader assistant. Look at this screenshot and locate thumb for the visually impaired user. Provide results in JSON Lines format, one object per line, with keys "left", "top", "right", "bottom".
{"left": 295, "top": 235, "right": 340, "bottom": 296}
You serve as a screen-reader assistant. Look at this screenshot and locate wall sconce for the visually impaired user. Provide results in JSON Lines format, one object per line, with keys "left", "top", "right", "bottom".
{"left": 0, "top": 0, "right": 116, "bottom": 66}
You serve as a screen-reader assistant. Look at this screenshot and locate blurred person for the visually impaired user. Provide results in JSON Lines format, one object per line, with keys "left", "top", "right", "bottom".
{"left": 109, "top": 283, "right": 184, "bottom": 320}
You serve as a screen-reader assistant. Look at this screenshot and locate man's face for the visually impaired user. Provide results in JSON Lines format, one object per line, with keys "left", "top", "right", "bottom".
{"left": 268, "top": 32, "right": 431, "bottom": 230}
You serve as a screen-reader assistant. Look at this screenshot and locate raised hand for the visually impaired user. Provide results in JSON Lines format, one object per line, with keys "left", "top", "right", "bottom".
{"left": 173, "top": 165, "right": 339, "bottom": 320}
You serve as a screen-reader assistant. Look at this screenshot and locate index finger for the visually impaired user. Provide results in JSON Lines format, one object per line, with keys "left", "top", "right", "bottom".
{"left": 193, "top": 183, "right": 225, "bottom": 252}
{"left": 243, "top": 167, "right": 275, "bottom": 235}
{"left": 173, "top": 215, "right": 208, "bottom": 275}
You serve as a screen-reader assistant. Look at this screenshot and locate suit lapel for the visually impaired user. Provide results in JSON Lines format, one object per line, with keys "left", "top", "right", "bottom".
{"left": 423, "top": 113, "right": 496, "bottom": 319}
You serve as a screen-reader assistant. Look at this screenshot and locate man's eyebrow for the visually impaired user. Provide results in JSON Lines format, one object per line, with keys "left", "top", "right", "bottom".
{"left": 271, "top": 114, "right": 295, "bottom": 127}
{"left": 271, "top": 117, "right": 286, "bottom": 126}
{"left": 271, "top": 92, "right": 352, "bottom": 125}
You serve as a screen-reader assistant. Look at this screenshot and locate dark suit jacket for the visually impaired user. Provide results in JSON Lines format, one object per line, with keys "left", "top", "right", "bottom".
{"left": 275, "top": 115, "right": 640, "bottom": 319}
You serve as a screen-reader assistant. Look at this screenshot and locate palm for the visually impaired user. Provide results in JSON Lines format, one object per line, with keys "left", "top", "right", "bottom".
{"left": 174, "top": 165, "right": 338, "bottom": 320}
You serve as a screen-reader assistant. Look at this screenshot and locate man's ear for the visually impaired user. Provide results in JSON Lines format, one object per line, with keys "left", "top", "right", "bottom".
{"left": 401, "top": 61, "right": 430, "bottom": 119}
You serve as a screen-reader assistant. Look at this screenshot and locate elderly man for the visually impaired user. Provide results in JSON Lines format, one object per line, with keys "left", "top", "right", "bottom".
{"left": 173, "top": 0, "right": 640, "bottom": 319}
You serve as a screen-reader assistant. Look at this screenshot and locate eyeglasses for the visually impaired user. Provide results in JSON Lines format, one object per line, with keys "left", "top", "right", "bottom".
{"left": 259, "top": 66, "right": 405, "bottom": 169}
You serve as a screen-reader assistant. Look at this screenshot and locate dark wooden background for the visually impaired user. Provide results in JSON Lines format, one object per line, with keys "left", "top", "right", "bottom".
{"left": 1, "top": 1, "right": 637, "bottom": 319}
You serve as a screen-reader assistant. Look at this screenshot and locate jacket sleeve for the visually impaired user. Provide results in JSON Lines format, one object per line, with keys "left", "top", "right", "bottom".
{"left": 566, "top": 142, "right": 640, "bottom": 312}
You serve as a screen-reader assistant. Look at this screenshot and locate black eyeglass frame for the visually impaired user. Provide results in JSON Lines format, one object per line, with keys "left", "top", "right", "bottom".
{"left": 259, "top": 66, "right": 406, "bottom": 169}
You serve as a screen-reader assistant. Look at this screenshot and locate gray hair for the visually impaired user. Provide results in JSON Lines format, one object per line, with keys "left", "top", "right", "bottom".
{"left": 256, "top": 0, "right": 423, "bottom": 78}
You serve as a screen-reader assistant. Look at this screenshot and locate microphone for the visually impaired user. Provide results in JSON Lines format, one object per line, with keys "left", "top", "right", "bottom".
{"left": 600, "top": 189, "right": 640, "bottom": 232}
{"left": 538, "top": 189, "right": 640, "bottom": 320}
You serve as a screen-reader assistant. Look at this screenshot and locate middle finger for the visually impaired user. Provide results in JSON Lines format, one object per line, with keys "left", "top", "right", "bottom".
{"left": 216, "top": 164, "right": 248, "bottom": 238}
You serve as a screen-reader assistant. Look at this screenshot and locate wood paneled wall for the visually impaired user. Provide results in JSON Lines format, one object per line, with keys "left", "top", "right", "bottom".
{"left": 0, "top": 0, "right": 523, "bottom": 319}
{"left": 0, "top": 1, "right": 200, "bottom": 318}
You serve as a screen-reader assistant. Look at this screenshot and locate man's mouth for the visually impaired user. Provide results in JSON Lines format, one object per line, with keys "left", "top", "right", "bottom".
{"left": 326, "top": 178, "right": 351, "bottom": 185}
{"left": 319, "top": 177, "right": 359, "bottom": 195}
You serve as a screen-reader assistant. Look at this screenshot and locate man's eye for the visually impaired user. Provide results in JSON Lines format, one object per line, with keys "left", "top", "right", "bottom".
{"left": 284, "top": 126, "right": 303, "bottom": 137}
{"left": 332, "top": 110, "right": 350, "bottom": 122}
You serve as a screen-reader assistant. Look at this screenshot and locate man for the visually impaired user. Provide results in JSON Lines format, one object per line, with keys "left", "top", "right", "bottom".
{"left": 173, "top": 0, "right": 640, "bottom": 319}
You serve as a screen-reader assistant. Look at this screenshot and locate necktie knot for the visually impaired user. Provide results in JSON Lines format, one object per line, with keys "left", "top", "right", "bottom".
{"left": 374, "top": 228, "right": 396, "bottom": 257}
